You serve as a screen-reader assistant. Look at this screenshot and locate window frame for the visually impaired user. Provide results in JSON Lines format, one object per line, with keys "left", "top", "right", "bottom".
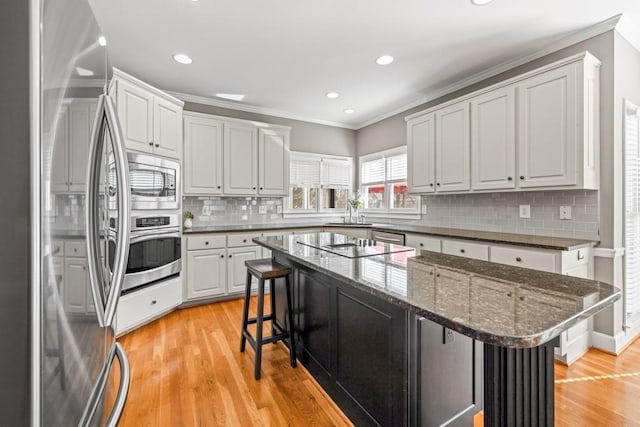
{"left": 359, "top": 146, "right": 420, "bottom": 217}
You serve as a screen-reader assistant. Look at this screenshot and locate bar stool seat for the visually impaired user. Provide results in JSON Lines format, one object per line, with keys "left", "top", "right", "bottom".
{"left": 240, "top": 258, "right": 297, "bottom": 380}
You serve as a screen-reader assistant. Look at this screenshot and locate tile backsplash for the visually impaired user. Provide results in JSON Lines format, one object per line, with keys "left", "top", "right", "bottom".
{"left": 417, "top": 190, "right": 599, "bottom": 240}
{"left": 183, "top": 196, "right": 286, "bottom": 225}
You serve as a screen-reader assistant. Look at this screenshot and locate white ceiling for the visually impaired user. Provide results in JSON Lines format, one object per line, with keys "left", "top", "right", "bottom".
{"left": 89, "top": 0, "right": 640, "bottom": 129}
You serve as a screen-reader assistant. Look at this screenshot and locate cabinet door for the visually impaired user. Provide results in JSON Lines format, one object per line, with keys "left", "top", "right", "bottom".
{"left": 153, "top": 97, "right": 182, "bottom": 159}
{"left": 226, "top": 246, "right": 261, "bottom": 294}
{"left": 405, "top": 234, "right": 441, "bottom": 254}
{"left": 63, "top": 258, "right": 87, "bottom": 314}
{"left": 51, "top": 106, "right": 69, "bottom": 192}
{"left": 471, "top": 86, "right": 516, "bottom": 190}
{"left": 186, "top": 249, "right": 226, "bottom": 300}
{"left": 407, "top": 113, "right": 436, "bottom": 193}
{"left": 258, "top": 128, "right": 289, "bottom": 196}
{"left": 183, "top": 116, "right": 223, "bottom": 195}
{"left": 435, "top": 102, "right": 470, "bottom": 192}
{"left": 517, "top": 63, "right": 577, "bottom": 187}
{"left": 68, "top": 101, "right": 95, "bottom": 192}
{"left": 116, "top": 79, "right": 154, "bottom": 153}
{"left": 223, "top": 123, "right": 258, "bottom": 195}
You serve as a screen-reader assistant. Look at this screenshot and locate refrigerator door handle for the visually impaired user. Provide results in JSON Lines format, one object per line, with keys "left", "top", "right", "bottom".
{"left": 105, "top": 343, "right": 131, "bottom": 427}
{"left": 103, "top": 95, "right": 131, "bottom": 326}
{"left": 85, "top": 94, "right": 131, "bottom": 327}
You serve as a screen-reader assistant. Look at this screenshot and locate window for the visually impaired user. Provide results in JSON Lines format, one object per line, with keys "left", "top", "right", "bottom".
{"left": 624, "top": 100, "right": 640, "bottom": 325}
{"left": 360, "top": 147, "right": 419, "bottom": 214}
{"left": 287, "top": 152, "right": 352, "bottom": 214}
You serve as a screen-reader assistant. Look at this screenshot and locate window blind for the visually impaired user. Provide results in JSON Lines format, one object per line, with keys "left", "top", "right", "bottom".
{"left": 322, "top": 159, "right": 351, "bottom": 188}
{"left": 625, "top": 100, "right": 640, "bottom": 319}
{"left": 289, "top": 156, "right": 321, "bottom": 187}
{"left": 361, "top": 157, "right": 386, "bottom": 184}
{"left": 387, "top": 153, "right": 407, "bottom": 181}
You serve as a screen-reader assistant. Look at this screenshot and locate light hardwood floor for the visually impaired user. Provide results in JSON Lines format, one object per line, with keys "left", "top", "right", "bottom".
{"left": 117, "top": 298, "right": 640, "bottom": 426}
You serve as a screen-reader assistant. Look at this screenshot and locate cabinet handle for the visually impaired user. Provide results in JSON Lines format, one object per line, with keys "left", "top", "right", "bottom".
{"left": 253, "top": 187, "right": 256, "bottom": 190}
{"left": 155, "top": 143, "right": 159, "bottom": 148}
{"left": 243, "top": 239, "right": 247, "bottom": 243}
{"left": 516, "top": 257, "right": 522, "bottom": 262}
{"left": 507, "top": 292, "right": 513, "bottom": 297}
{"left": 217, "top": 186, "right": 221, "bottom": 189}
{"left": 229, "top": 254, "right": 233, "bottom": 258}
{"left": 205, "top": 241, "right": 209, "bottom": 245}
{"left": 520, "top": 296, "right": 525, "bottom": 301}
{"left": 74, "top": 248, "right": 78, "bottom": 253}
{"left": 577, "top": 250, "right": 584, "bottom": 261}
{"left": 436, "top": 182, "right": 441, "bottom": 186}
{"left": 148, "top": 142, "right": 154, "bottom": 146}
{"left": 429, "top": 271, "right": 433, "bottom": 276}
{"left": 150, "top": 300, "right": 157, "bottom": 305}
{"left": 520, "top": 176, "right": 525, "bottom": 180}
{"left": 70, "top": 182, "right": 73, "bottom": 186}
{"left": 419, "top": 243, "right": 424, "bottom": 247}
{"left": 260, "top": 187, "right": 263, "bottom": 190}
{"left": 429, "top": 183, "right": 433, "bottom": 187}
{"left": 436, "top": 273, "right": 440, "bottom": 277}
{"left": 460, "top": 248, "right": 465, "bottom": 254}
{"left": 220, "top": 254, "right": 224, "bottom": 258}
{"left": 507, "top": 176, "right": 513, "bottom": 181}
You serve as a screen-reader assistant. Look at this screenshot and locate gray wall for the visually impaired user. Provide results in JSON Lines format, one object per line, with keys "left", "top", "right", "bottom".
{"left": 184, "top": 102, "right": 357, "bottom": 158}
{"left": 0, "top": 0, "right": 31, "bottom": 424}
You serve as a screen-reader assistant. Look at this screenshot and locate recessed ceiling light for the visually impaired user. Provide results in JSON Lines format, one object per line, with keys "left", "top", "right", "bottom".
{"left": 98, "top": 36, "right": 107, "bottom": 47}
{"left": 173, "top": 53, "right": 193, "bottom": 65}
{"left": 471, "top": 0, "right": 494, "bottom": 5}
{"left": 216, "top": 93, "right": 245, "bottom": 101}
{"left": 326, "top": 92, "right": 340, "bottom": 99}
{"left": 376, "top": 55, "right": 394, "bottom": 65}
{"left": 344, "top": 108, "right": 355, "bottom": 114}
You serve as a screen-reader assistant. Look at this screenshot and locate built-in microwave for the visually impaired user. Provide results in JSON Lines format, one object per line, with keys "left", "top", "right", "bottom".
{"left": 109, "top": 152, "right": 180, "bottom": 210}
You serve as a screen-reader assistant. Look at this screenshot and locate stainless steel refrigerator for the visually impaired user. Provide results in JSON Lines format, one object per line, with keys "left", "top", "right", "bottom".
{"left": 0, "top": 0, "right": 132, "bottom": 425}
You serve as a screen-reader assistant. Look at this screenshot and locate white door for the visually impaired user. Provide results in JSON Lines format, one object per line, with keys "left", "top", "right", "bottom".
{"left": 224, "top": 123, "right": 258, "bottom": 195}
{"left": 227, "top": 246, "right": 261, "bottom": 294}
{"left": 186, "top": 249, "right": 227, "bottom": 300}
{"left": 51, "top": 106, "right": 69, "bottom": 192}
{"left": 258, "top": 128, "right": 289, "bottom": 196}
{"left": 153, "top": 97, "right": 182, "bottom": 159}
{"left": 435, "top": 102, "right": 470, "bottom": 192}
{"left": 517, "top": 63, "right": 577, "bottom": 188}
{"left": 471, "top": 86, "right": 516, "bottom": 190}
{"left": 64, "top": 258, "right": 87, "bottom": 314}
{"left": 116, "top": 79, "right": 154, "bottom": 153}
{"left": 68, "top": 101, "right": 94, "bottom": 192}
{"left": 407, "top": 113, "right": 436, "bottom": 193}
{"left": 184, "top": 115, "right": 224, "bottom": 195}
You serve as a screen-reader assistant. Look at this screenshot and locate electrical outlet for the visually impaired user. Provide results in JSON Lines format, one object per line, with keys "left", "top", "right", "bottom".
{"left": 276, "top": 205, "right": 283, "bottom": 214}
{"left": 202, "top": 205, "right": 211, "bottom": 216}
{"left": 519, "top": 204, "right": 531, "bottom": 219}
{"left": 559, "top": 206, "right": 572, "bottom": 220}
{"left": 259, "top": 205, "right": 267, "bottom": 214}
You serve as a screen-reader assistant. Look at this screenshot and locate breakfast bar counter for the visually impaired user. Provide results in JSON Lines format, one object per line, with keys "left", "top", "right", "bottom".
{"left": 254, "top": 232, "right": 620, "bottom": 426}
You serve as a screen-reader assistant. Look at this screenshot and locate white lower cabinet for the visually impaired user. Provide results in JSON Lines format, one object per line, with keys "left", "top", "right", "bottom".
{"left": 115, "top": 276, "right": 182, "bottom": 336}
{"left": 441, "top": 239, "right": 489, "bottom": 261}
{"left": 63, "top": 257, "right": 88, "bottom": 314}
{"left": 227, "top": 246, "right": 261, "bottom": 294}
{"left": 186, "top": 249, "right": 227, "bottom": 299}
{"left": 405, "top": 234, "right": 441, "bottom": 254}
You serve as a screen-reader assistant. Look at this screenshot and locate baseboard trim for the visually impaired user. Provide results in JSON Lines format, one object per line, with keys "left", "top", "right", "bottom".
{"left": 592, "top": 326, "right": 640, "bottom": 355}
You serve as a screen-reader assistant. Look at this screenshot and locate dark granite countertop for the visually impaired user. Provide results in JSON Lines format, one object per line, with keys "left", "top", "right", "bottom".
{"left": 254, "top": 232, "right": 619, "bottom": 348}
{"left": 184, "top": 222, "right": 597, "bottom": 251}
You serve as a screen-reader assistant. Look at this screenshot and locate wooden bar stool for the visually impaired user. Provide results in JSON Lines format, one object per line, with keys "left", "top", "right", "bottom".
{"left": 240, "top": 258, "right": 297, "bottom": 380}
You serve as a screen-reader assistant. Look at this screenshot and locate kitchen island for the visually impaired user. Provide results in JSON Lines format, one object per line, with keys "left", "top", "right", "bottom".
{"left": 254, "top": 232, "right": 620, "bottom": 426}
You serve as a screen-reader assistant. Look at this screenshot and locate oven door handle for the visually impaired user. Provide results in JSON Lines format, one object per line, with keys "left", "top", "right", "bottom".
{"left": 130, "top": 230, "right": 181, "bottom": 244}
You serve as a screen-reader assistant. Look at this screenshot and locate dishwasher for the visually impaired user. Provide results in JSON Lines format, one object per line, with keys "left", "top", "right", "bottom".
{"left": 370, "top": 230, "right": 406, "bottom": 245}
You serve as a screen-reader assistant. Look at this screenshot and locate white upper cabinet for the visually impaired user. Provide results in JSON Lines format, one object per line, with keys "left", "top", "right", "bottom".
{"left": 470, "top": 86, "right": 516, "bottom": 190}
{"left": 405, "top": 51, "right": 600, "bottom": 194}
{"left": 183, "top": 113, "right": 223, "bottom": 195}
{"left": 258, "top": 128, "right": 290, "bottom": 196}
{"left": 517, "top": 63, "right": 577, "bottom": 188}
{"left": 224, "top": 122, "right": 259, "bottom": 195}
{"left": 113, "top": 68, "right": 184, "bottom": 159}
{"left": 435, "top": 102, "right": 470, "bottom": 192}
{"left": 407, "top": 113, "right": 436, "bottom": 193}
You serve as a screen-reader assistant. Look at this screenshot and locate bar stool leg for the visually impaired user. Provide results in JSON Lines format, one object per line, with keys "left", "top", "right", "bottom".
{"left": 270, "top": 278, "right": 277, "bottom": 344}
{"left": 240, "top": 270, "right": 252, "bottom": 353}
{"left": 254, "top": 278, "right": 265, "bottom": 380}
{"left": 285, "top": 273, "right": 297, "bottom": 368}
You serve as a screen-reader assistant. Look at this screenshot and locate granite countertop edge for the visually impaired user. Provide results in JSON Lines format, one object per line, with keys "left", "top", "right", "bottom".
{"left": 254, "top": 239, "right": 620, "bottom": 349}
{"left": 184, "top": 222, "right": 598, "bottom": 251}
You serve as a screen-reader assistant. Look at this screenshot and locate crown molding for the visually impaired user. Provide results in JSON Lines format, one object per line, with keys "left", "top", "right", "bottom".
{"left": 167, "top": 91, "right": 358, "bottom": 130}
{"left": 355, "top": 14, "right": 621, "bottom": 129}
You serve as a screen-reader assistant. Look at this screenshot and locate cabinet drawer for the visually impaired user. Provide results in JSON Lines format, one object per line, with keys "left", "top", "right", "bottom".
{"left": 117, "top": 277, "right": 181, "bottom": 335}
{"left": 64, "top": 240, "right": 87, "bottom": 258}
{"left": 490, "top": 246, "right": 557, "bottom": 273}
{"left": 227, "top": 233, "right": 261, "bottom": 247}
{"left": 187, "top": 235, "right": 226, "bottom": 250}
{"left": 405, "top": 234, "right": 441, "bottom": 254}
{"left": 441, "top": 239, "right": 488, "bottom": 261}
